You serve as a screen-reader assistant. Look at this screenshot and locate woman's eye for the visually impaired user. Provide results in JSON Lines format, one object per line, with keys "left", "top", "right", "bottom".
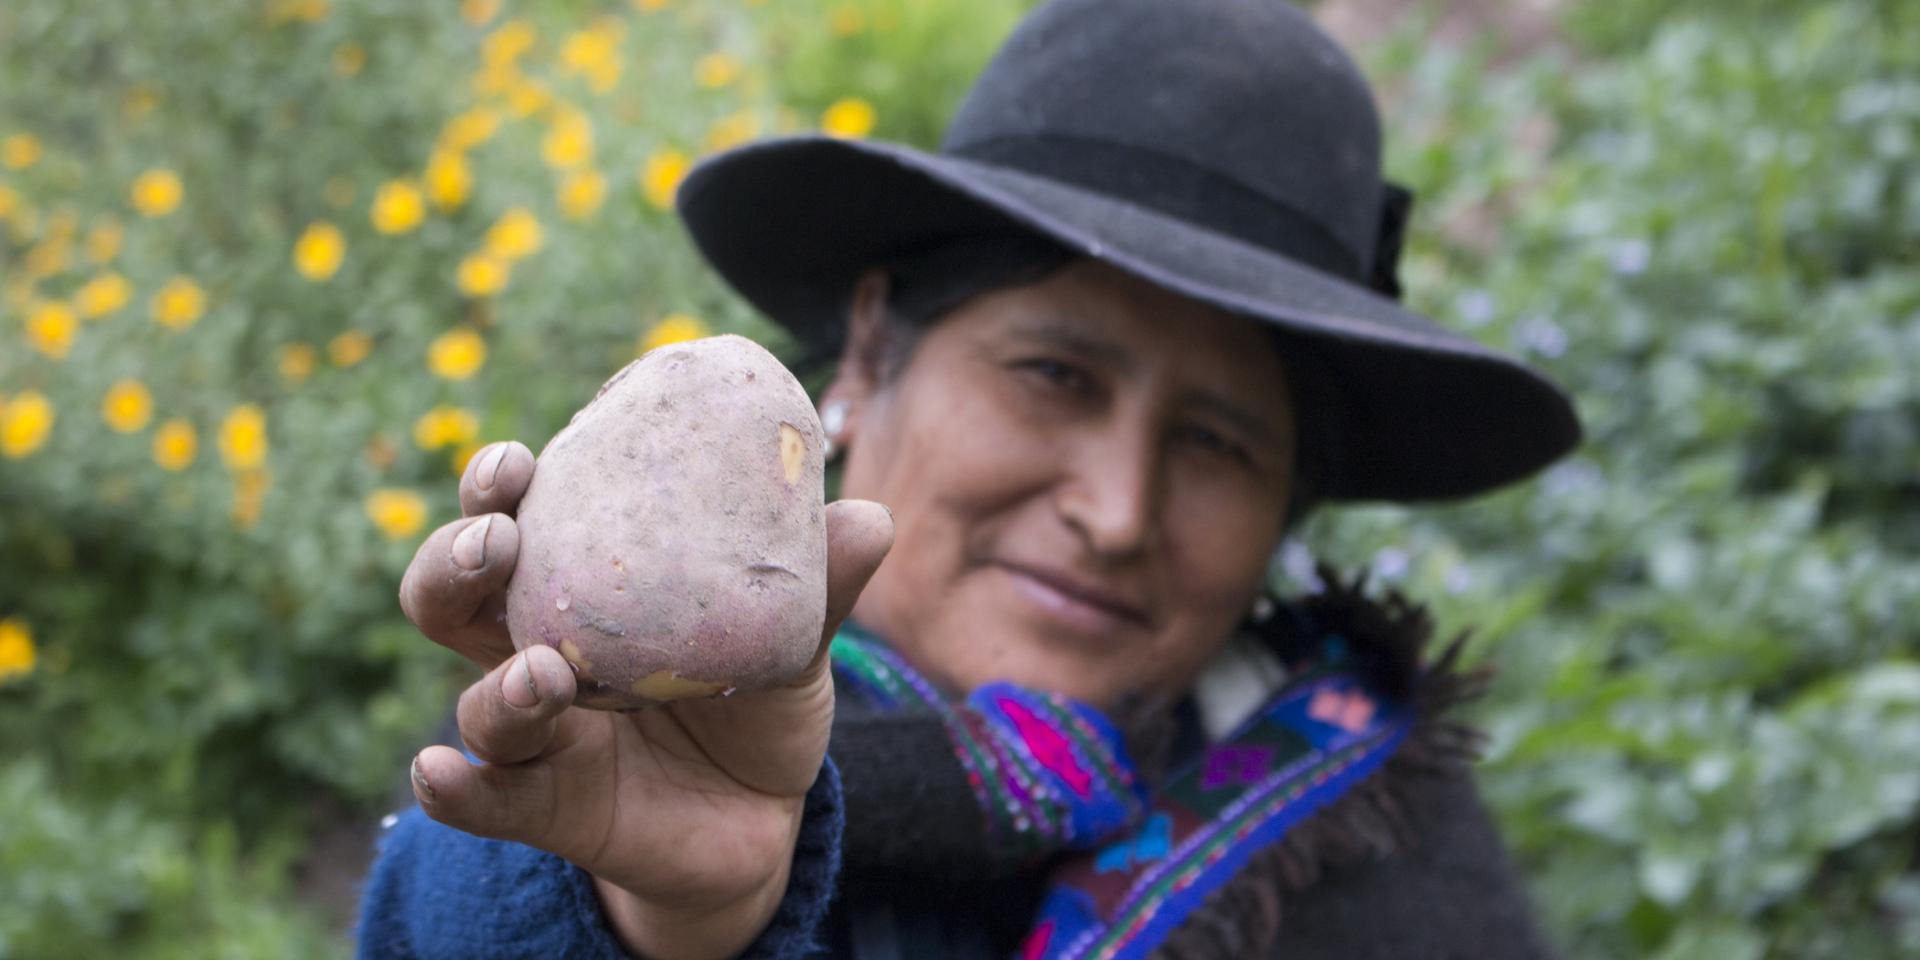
{"left": 1178, "top": 423, "right": 1254, "bottom": 466}
{"left": 1014, "top": 357, "right": 1092, "bottom": 393}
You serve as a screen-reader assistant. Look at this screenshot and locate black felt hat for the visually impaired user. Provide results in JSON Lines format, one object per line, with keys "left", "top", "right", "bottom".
{"left": 676, "top": 0, "right": 1581, "bottom": 501}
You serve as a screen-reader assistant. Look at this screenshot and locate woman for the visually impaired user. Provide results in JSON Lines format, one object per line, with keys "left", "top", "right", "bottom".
{"left": 359, "top": 0, "right": 1580, "bottom": 957}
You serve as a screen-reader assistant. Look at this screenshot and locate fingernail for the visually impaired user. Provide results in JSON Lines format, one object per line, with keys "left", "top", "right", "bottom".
{"left": 503, "top": 654, "right": 539, "bottom": 708}
{"left": 452, "top": 516, "right": 492, "bottom": 570}
{"left": 475, "top": 443, "right": 508, "bottom": 491}
{"left": 411, "top": 756, "right": 436, "bottom": 803}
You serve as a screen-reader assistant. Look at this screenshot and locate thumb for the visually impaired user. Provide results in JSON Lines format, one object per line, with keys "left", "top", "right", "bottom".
{"left": 803, "top": 499, "right": 892, "bottom": 677}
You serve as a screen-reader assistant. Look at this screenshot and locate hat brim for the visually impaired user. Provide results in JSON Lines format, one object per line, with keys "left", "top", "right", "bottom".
{"left": 676, "top": 135, "right": 1580, "bottom": 502}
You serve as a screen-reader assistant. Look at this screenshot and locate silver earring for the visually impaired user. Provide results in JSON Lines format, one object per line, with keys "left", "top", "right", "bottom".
{"left": 1250, "top": 594, "right": 1276, "bottom": 624}
{"left": 821, "top": 401, "right": 848, "bottom": 458}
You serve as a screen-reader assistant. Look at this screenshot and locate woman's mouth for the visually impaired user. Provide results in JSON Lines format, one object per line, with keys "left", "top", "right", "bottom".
{"left": 995, "top": 562, "right": 1151, "bottom": 634}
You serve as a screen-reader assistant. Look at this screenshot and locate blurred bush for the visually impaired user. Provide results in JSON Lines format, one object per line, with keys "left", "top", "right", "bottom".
{"left": 1304, "top": 1, "right": 1920, "bottom": 957}
{"left": 0, "top": 0, "right": 1914, "bottom": 957}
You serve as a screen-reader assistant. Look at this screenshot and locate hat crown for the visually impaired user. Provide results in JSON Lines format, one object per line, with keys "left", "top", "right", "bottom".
{"left": 943, "top": 0, "right": 1386, "bottom": 281}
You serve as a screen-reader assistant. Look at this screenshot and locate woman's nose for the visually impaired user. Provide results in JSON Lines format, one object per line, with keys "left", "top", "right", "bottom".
{"left": 1056, "top": 426, "right": 1160, "bottom": 560}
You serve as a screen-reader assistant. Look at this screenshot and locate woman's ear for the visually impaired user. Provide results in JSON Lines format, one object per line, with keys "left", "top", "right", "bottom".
{"left": 818, "top": 268, "right": 893, "bottom": 450}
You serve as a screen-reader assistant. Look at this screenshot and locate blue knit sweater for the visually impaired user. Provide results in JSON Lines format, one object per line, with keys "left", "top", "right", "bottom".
{"left": 355, "top": 758, "right": 844, "bottom": 959}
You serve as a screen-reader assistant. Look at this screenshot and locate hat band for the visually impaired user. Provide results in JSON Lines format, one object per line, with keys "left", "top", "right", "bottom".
{"left": 950, "top": 134, "right": 1369, "bottom": 285}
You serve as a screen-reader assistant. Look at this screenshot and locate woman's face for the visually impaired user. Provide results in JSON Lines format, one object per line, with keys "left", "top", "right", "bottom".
{"left": 827, "top": 258, "right": 1297, "bottom": 711}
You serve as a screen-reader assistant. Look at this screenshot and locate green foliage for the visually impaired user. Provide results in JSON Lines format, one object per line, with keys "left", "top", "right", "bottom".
{"left": 1, "top": 0, "right": 1915, "bottom": 956}
{"left": 1302, "top": 2, "right": 1920, "bottom": 956}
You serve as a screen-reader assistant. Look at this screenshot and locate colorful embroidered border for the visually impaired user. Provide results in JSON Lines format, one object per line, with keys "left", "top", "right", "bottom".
{"left": 831, "top": 628, "right": 1145, "bottom": 858}
{"left": 1032, "top": 669, "right": 1412, "bottom": 960}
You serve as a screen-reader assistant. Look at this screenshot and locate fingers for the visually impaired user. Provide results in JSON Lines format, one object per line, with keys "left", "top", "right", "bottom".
{"left": 797, "top": 499, "right": 893, "bottom": 678}
{"left": 822, "top": 499, "right": 893, "bottom": 638}
{"left": 411, "top": 744, "right": 558, "bottom": 846}
{"left": 459, "top": 441, "right": 536, "bottom": 519}
{"left": 398, "top": 512, "right": 522, "bottom": 667}
{"left": 456, "top": 645, "right": 579, "bottom": 764}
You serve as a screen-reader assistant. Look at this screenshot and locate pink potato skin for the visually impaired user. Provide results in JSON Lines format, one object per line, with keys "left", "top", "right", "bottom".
{"left": 505, "top": 335, "right": 828, "bottom": 710}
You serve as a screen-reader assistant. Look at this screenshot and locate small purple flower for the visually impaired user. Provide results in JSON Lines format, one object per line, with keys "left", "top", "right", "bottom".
{"left": 1515, "top": 317, "right": 1568, "bottom": 358}
{"left": 1455, "top": 289, "right": 1496, "bottom": 328}
{"left": 1371, "top": 547, "right": 1410, "bottom": 582}
{"left": 1609, "top": 239, "right": 1651, "bottom": 276}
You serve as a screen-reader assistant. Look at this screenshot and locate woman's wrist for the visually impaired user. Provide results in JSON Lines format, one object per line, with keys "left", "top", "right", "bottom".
{"left": 592, "top": 849, "right": 795, "bottom": 960}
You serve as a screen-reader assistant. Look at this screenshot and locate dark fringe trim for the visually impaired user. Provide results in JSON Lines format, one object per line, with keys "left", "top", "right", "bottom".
{"left": 1151, "top": 566, "right": 1494, "bottom": 960}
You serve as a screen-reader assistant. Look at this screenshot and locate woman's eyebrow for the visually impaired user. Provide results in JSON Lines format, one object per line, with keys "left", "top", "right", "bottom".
{"left": 1005, "top": 320, "right": 1135, "bottom": 373}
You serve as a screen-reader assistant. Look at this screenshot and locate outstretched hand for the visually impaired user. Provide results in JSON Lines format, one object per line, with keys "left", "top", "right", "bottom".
{"left": 397, "top": 440, "right": 892, "bottom": 959}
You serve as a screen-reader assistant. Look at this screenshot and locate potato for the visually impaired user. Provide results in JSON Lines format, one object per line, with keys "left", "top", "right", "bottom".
{"left": 505, "top": 335, "right": 828, "bottom": 710}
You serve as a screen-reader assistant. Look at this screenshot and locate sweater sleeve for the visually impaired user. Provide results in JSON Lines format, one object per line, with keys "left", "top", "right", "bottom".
{"left": 354, "top": 755, "right": 845, "bottom": 960}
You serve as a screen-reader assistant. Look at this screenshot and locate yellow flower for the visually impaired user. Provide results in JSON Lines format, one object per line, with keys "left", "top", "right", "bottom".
{"left": 152, "top": 418, "right": 197, "bottom": 471}
{"left": 560, "top": 25, "right": 620, "bottom": 78}
{"left": 151, "top": 276, "right": 207, "bottom": 330}
{"left": 130, "top": 168, "right": 183, "bottom": 217}
{"left": 278, "top": 342, "right": 318, "bottom": 382}
{"left": 123, "top": 86, "right": 160, "bottom": 120}
{"left": 821, "top": 98, "right": 877, "bottom": 139}
{"left": 829, "top": 5, "right": 865, "bottom": 36}
{"left": 23, "top": 238, "right": 70, "bottom": 280}
{"left": 424, "top": 150, "right": 473, "bottom": 212}
{"left": 370, "top": 180, "right": 426, "bottom": 235}
{"left": 27, "top": 301, "right": 78, "bottom": 357}
{"left": 634, "top": 0, "right": 670, "bottom": 10}
{"left": 324, "top": 177, "right": 356, "bottom": 209}
{"left": 703, "top": 112, "right": 759, "bottom": 153}
{"left": 483, "top": 20, "right": 537, "bottom": 67}
{"left": 504, "top": 80, "right": 551, "bottom": 118}
{"left": 640, "top": 149, "right": 690, "bottom": 210}
{"left": 640, "top": 312, "right": 709, "bottom": 354}
{"left": 694, "top": 53, "right": 741, "bottom": 90}
{"left": 558, "top": 169, "right": 607, "bottom": 220}
{"left": 218, "top": 404, "right": 268, "bottom": 470}
{"left": 428, "top": 326, "right": 488, "bottom": 380}
{"left": 231, "top": 468, "right": 271, "bottom": 529}
{"left": 2, "top": 134, "right": 41, "bottom": 170}
{"left": 585, "top": 61, "right": 620, "bottom": 95}
{"left": 0, "top": 185, "right": 20, "bottom": 220}
{"left": 471, "top": 63, "right": 514, "bottom": 97}
{"left": 1, "top": 391, "right": 54, "bottom": 458}
{"left": 331, "top": 42, "right": 366, "bottom": 77}
{"left": 412, "top": 405, "right": 481, "bottom": 450}
{"left": 484, "top": 207, "right": 542, "bottom": 261}
{"left": 462, "top": 0, "right": 500, "bottom": 26}
{"left": 0, "top": 618, "right": 34, "bottom": 683}
{"left": 456, "top": 254, "right": 510, "bottom": 298}
{"left": 75, "top": 272, "right": 133, "bottom": 319}
{"left": 101, "top": 379, "right": 153, "bottom": 433}
{"left": 269, "top": 0, "right": 330, "bottom": 23}
{"left": 365, "top": 488, "right": 429, "bottom": 541}
{"left": 294, "top": 221, "right": 345, "bottom": 281}
{"left": 328, "top": 330, "right": 372, "bottom": 367}
{"left": 542, "top": 110, "right": 594, "bottom": 170}
{"left": 86, "top": 220, "right": 124, "bottom": 263}
{"left": 439, "top": 108, "right": 499, "bottom": 152}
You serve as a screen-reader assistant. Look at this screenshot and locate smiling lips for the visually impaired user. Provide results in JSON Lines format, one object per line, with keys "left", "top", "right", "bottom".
{"left": 997, "top": 561, "right": 1152, "bottom": 632}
